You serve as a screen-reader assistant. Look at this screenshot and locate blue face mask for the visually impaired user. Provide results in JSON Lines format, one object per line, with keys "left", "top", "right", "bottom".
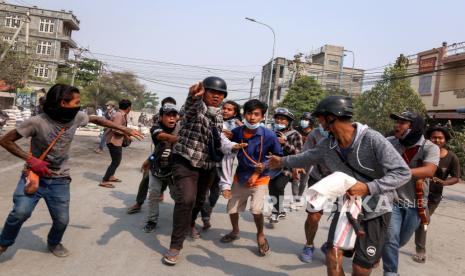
{"left": 318, "top": 124, "right": 329, "bottom": 138}
{"left": 243, "top": 119, "right": 261, "bottom": 130}
{"left": 273, "top": 123, "right": 286, "bottom": 131}
{"left": 300, "top": 120, "right": 309, "bottom": 129}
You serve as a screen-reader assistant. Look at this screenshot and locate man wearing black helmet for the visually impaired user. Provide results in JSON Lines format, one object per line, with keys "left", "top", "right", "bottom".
{"left": 163, "top": 77, "right": 227, "bottom": 266}
{"left": 269, "top": 96, "right": 411, "bottom": 276}
{"left": 268, "top": 108, "right": 303, "bottom": 224}
{"left": 381, "top": 111, "right": 439, "bottom": 276}
{"left": 295, "top": 112, "right": 314, "bottom": 143}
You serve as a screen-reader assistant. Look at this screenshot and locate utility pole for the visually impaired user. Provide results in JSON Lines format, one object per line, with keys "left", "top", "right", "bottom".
{"left": 249, "top": 76, "right": 255, "bottom": 100}
{"left": 70, "top": 47, "right": 86, "bottom": 86}
{"left": 25, "top": 10, "right": 30, "bottom": 53}
{"left": 0, "top": 20, "right": 26, "bottom": 62}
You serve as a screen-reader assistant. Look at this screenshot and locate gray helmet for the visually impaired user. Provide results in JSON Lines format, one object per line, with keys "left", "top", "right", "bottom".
{"left": 203, "top": 76, "right": 228, "bottom": 98}
{"left": 312, "top": 96, "right": 353, "bottom": 118}
{"left": 274, "top": 107, "right": 295, "bottom": 122}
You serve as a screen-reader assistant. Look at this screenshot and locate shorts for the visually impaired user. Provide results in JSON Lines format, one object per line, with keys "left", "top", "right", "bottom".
{"left": 327, "top": 212, "right": 391, "bottom": 269}
{"left": 227, "top": 184, "right": 268, "bottom": 215}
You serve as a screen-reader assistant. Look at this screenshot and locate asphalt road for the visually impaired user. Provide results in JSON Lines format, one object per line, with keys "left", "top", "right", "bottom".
{"left": 0, "top": 134, "right": 464, "bottom": 275}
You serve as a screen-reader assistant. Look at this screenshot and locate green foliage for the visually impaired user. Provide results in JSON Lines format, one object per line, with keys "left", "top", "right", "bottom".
{"left": 354, "top": 56, "right": 426, "bottom": 135}
{"left": 447, "top": 127, "right": 465, "bottom": 179}
{"left": 0, "top": 42, "right": 35, "bottom": 90}
{"left": 277, "top": 76, "right": 326, "bottom": 118}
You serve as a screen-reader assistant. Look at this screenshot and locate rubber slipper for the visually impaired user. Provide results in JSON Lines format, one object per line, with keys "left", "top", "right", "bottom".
{"left": 412, "top": 253, "right": 426, "bottom": 263}
{"left": 108, "top": 178, "right": 122, "bottom": 182}
{"left": 220, "top": 233, "right": 240, "bottom": 243}
{"left": 99, "top": 182, "right": 115, "bottom": 188}
{"left": 163, "top": 250, "right": 179, "bottom": 266}
{"left": 258, "top": 238, "right": 270, "bottom": 256}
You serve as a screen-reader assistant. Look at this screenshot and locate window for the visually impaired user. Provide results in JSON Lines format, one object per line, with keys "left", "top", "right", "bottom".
{"left": 39, "top": 18, "right": 55, "bottom": 33}
{"left": 418, "top": 75, "right": 433, "bottom": 95}
{"left": 34, "top": 64, "right": 50, "bottom": 78}
{"left": 277, "top": 86, "right": 282, "bottom": 100}
{"left": 327, "top": 73, "right": 339, "bottom": 80}
{"left": 5, "top": 14, "right": 21, "bottom": 28}
{"left": 3, "top": 36, "right": 18, "bottom": 50}
{"left": 328, "top": 60, "right": 339, "bottom": 66}
{"left": 36, "top": 41, "right": 52, "bottom": 55}
{"left": 279, "top": 65, "right": 285, "bottom": 78}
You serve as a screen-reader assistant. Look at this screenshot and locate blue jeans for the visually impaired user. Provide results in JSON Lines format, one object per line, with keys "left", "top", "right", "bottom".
{"left": 0, "top": 175, "right": 71, "bottom": 247}
{"left": 382, "top": 204, "right": 420, "bottom": 275}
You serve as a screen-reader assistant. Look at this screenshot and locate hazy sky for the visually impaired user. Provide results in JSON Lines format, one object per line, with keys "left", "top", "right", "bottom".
{"left": 7, "top": 0, "right": 465, "bottom": 105}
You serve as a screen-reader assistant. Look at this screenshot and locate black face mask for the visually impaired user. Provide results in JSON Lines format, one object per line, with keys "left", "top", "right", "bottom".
{"left": 44, "top": 103, "right": 81, "bottom": 124}
{"left": 400, "top": 116, "right": 425, "bottom": 147}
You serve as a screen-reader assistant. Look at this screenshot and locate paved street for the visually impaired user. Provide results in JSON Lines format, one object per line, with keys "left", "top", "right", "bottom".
{"left": 1, "top": 135, "right": 465, "bottom": 276}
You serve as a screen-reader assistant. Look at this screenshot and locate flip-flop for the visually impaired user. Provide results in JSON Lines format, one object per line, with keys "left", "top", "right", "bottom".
{"left": 220, "top": 232, "right": 240, "bottom": 243}
{"left": 257, "top": 237, "right": 270, "bottom": 256}
{"left": 108, "top": 178, "right": 122, "bottom": 182}
{"left": 99, "top": 182, "right": 115, "bottom": 188}
{"left": 163, "top": 250, "right": 179, "bottom": 266}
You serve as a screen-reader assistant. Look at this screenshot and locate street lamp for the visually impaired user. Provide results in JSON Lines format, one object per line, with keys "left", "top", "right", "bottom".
{"left": 344, "top": 49, "right": 355, "bottom": 97}
{"left": 245, "top": 17, "right": 276, "bottom": 124}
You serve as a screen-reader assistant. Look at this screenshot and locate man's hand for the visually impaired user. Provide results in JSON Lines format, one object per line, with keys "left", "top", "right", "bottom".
{"left": 278, "top": 137, "right": 286, "bottom": 145}
{"left": 432, "top": 177, "right": 445, "bottom": 186}
{"left": 292, "top": 168, "right": 305, "bottom": 180}
{"left": 267, "top": 155, "right": 283, "bottom": 170}
{"left": 235, "top": 119, "right": 244, "bottom": 127}
{"left": 141, "top": 159, "right": 150, "bottom": 173}
{"left": 123, "top": 127, "right": 144, "bottom": 141}
{"left": 189, "top": 82, "right": 205, "bottom": 97}
{"left": 222, "top": 189, "right": 232, "bottom": 199}
{"left": 255, "top": 163, "right": 265, "bottom": 173}
{"left": 232, "top": 143, "right": 248, "bottom": 150}
{"left": 27, "top": 156, "right": 50, "bottom": 177}
{"left": 223, "top": 129, "right": 233, "bottom": 140}
{"left": 346, "top": 181, "right": 369, "bottom": 196}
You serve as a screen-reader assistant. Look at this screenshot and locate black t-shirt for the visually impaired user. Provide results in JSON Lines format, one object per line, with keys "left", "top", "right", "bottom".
{"left": 428, "top": 151, "right": 461, "bottom": 203}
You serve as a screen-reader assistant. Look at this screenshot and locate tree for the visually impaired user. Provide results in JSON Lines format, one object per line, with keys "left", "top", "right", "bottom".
{"left": 277, "top": 76, "right": 326, "bottom": 119}
{"left": 354, "top": 55, "right": 427, "bottom": 135}
{"left": 0, "top": 42, "right": 35, "bottom": 90}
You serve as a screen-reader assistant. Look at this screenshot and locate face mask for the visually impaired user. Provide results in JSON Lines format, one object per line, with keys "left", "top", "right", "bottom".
{"left": 273, "top": 123, "right": 286, "bottom": 131}
{"left": 207, "top": 106, "right": 220, "bottom": 115}
{"left": 243, "top": 119, "right": 261, "bottom": 130}
{"left": 318, "top": 124, "right": 329, "bottom": 138}
{"left": 44, "top": 103, "right": 81, "bottom": 124}
{"left": 300, "top": 120, "right": 309, "bottom": 129}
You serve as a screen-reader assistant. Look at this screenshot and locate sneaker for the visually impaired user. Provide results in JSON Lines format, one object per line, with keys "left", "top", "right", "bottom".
{"left": 299, "top": 245, "right": 315, "bottom": 263}
{"left": 48, "top": 243, "right": 69, "bottom": 257}
{"left": 278, "top": 211, "right": 287, "bottom": 220}
{"left": 127, "top": 204, "right": 142, "bottom": 214}
{"left": 191, "top": 227, "right": 201, "bottom": 239}
{"left": 143, "top": 221, "right": 157, "bottom": 233}
{"left": 269, "top": 213, "right": 279, "bottom": 224}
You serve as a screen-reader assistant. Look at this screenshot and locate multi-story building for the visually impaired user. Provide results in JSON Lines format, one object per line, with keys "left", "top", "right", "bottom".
{"left": 406, "top": 41, "right": 465, "bottom": 120}
{"left": 0, "top": 1, "right": 80, "bottom": 90}
{"left": 259, "top": 44, "right": 365, "bottom": 108}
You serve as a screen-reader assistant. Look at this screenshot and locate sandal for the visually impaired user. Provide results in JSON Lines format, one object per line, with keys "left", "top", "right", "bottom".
{"left": 99, "top": 182, "right": 115, "bottom": 188}
{"left": 163, "top": 250, "right": 179, "bottom": 266}
{"left": 108, "top": 178, "right": 122, "bottom": 182}
{"left": 257, "top": 237, "right": 270, "bottom": 256}
{"left": 412, "top": 253, "right": 426, "bottom": 263}
{"left": 220, "top": 232, "right": 240, "bottom": 243}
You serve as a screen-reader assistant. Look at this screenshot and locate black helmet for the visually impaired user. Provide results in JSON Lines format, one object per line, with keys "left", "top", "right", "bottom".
{"left": 312, "top": 96, "right": 353, "bottom": 118}
{"left": 274, "top": 107, "right": 295, "bottom": 122}
{"left": 203, "top": 76, "right": 228, "bottom": 98}
{"left": 300, "top": 112, "right": 314, "bottom": 122}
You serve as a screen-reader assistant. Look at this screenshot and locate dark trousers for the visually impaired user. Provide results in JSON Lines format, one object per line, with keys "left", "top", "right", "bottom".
{"left": 414, "top": 201, "right": 440, "bottom": 254}
{"left": 103, "top": 143, "right": 122, "bottom": 181}
{"left": 169, "top": 155, "right": 217, "bottom": 250}
{"left": 200, "top": 173, "right": 220, "bottom": 219}
{"left": 269, "top": 173, "right": 291, "bottom": 213}
{"left": 135, "top": 171, "right": 169, "bottom": 205}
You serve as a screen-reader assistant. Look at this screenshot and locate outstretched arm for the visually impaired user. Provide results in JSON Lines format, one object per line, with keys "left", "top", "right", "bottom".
{"left": 89, "top": 115, "right": 144, "bottom": 140}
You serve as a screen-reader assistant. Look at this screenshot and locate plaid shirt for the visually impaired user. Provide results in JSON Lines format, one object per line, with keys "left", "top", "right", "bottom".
{"left": 278, "top": 128, "right": 303, "bottom": 175}
{"left": 174, "top": 95, "right": 223, "bottom": 169}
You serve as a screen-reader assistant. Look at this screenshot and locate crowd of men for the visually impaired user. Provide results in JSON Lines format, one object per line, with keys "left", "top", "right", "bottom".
{"left": 0, "top": 77, "right": 461, "bottom": 276}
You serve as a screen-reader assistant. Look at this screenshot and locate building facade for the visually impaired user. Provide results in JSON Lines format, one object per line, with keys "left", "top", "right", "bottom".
{"left": 259, "top": 44, "right": 364, "bottom": 108}
{"left": 0, "top": 2, "right": 80, "bottom": 90}
{"left": 406, "top": 41, "right": 465, "bottom": 120}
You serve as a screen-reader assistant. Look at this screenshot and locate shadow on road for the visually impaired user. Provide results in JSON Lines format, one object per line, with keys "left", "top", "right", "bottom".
{"left": 0, "top": 223, "right": 90, "bottom": 263}
{"left": 187, "top": 245, "right": 288, "bottom": 276}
